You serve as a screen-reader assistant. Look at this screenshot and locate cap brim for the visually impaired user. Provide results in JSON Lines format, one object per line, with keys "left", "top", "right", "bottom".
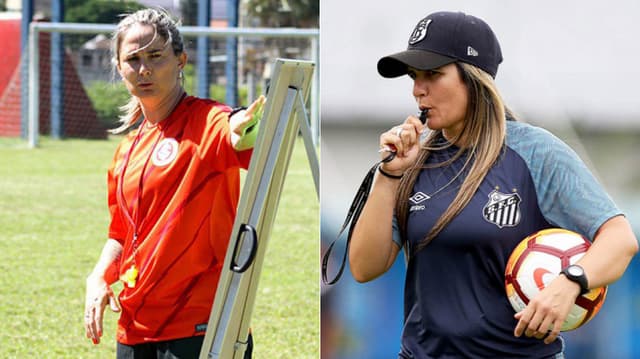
{"left": 377, "top": 49, "right": 456, "bottom": 78}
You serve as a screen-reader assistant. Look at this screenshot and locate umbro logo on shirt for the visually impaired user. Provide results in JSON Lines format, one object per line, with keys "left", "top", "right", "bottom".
{"left": 409, "top": 191, "right": 430, "bottom": 212}
{"left": 410, "top": 191, "right": 430, "bottom": 204}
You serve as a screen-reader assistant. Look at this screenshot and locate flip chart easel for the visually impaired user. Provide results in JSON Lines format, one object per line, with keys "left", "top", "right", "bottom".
{"left": 199, "top": 58, "right": 317, "bottom": 359}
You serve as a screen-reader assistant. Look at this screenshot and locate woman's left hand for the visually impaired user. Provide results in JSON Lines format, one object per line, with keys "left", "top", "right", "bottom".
{"left": 513, "top": 274, "right": 581, "bottom": 344}
{"left": 230, "top": 95, "right": 266, "bottom": 151}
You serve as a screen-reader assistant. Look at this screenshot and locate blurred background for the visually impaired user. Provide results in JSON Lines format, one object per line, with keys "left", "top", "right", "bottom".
{"left": 320, "top": 1, "right": 640, "bottom": 358}
{"left": 0, "top": 0, "right": 319, "bottom": 142}
{"left": 0, "top": 0, "right": 319, "bottom": 357}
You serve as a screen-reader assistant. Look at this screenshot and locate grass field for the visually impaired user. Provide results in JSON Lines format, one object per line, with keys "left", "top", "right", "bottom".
{"left": 0, "top": 136, "right": 319, "bottom": 358}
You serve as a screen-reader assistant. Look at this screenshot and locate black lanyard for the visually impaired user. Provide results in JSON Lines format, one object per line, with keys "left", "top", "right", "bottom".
{"left": 117, "top": 121, "right": 163, "bottom": 263}
{"left": 322, "top": 110, "right": 427, "bottom": 285}
{"left": 321, "top": 152, "right": 396, "bottom": 285}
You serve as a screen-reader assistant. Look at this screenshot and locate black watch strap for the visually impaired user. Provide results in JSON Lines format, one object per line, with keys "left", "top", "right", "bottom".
{"left": 560, "top": 265, "right": 589, "bottom": 295}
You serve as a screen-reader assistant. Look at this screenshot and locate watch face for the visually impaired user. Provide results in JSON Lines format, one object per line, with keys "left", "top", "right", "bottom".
{"left": 568, "top": 265, "right": 584, "bottom": 276}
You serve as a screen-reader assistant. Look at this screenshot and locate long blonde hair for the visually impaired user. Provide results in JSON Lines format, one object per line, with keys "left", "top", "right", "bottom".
{"left": 110, "top": 8, "right": 184, "bottom": 134}
{"left": 396, "top": 62, "right": 507, "bottom": 255}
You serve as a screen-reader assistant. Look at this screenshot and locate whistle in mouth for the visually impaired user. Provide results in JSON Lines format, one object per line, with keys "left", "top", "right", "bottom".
{"left": 419, "top": 109, "right": 428, "bottom": 124}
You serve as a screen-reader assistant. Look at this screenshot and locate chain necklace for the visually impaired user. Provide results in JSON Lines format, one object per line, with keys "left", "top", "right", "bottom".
{"left": 419, "top": 143, "right": 471, "bottom": 201}
{"left": 419, "top": 171, "right": 462, "bottom": 201}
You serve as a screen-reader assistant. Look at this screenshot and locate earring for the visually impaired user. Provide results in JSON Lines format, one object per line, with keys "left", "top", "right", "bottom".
{"left": 178, "top": 70, "right": 184, "bottom": 79}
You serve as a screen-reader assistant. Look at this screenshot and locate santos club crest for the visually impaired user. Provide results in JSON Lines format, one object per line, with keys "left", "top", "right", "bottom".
{"left": 408, "top": 18, "right": 432, "bottom": 45}
{"left": 483, "top": 189, "right": 521, "bottom": 228}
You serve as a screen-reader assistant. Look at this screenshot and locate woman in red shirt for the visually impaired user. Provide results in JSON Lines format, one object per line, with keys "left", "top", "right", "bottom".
{"left": 83, "top": 8, "right": 264, "bottom": 358}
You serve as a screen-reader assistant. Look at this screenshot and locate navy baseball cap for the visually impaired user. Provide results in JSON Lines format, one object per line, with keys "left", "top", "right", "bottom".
{"left": 377, "top": 11, "right": 503, "bottom": 78}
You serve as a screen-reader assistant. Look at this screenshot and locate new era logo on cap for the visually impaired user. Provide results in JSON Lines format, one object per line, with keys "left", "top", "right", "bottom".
{"left": 378, "top": 11, "right": 503, "bottom": 79}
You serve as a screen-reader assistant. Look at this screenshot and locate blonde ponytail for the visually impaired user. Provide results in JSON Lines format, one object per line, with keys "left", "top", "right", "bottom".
{"left": 109, "top": 97, "right": 143, "bottom": 134}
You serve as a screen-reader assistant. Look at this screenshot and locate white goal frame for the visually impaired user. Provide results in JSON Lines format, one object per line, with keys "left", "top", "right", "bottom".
{"left": 26, "top": 21, "right": 319, "bottom": 147}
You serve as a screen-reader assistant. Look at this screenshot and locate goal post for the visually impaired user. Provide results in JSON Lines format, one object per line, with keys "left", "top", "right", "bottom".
{"left": 23, "top": 21, "right": 319, "bottom": 147}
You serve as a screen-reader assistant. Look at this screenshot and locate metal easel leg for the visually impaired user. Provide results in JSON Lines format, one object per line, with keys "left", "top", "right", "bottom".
{"left": 295, "top": 89, "right": 320, "bottom": 199}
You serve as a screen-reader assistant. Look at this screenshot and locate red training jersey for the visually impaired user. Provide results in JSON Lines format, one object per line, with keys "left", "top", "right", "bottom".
{"left": 106, "top": 96, "right": 252, "bottom": 344}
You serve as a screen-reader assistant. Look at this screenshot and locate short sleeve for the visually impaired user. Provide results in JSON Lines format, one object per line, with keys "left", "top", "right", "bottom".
{"left": 506, "top": 122, "right": 621, "bottom": 240}
{"left": 107, "top": 139, "right": 128, "bottom": 244}
{"left": 200, "top": 104, "right": 253, "bottom": 171}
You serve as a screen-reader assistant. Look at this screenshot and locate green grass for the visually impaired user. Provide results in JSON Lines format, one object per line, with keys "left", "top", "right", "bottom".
{"left": 0, "top": 136, "right": 318, "bottom": 358}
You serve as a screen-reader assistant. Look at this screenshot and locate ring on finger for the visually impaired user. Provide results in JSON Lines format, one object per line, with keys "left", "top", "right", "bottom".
{"left": 395, "top": 127, "right": 403, "bottom": 137}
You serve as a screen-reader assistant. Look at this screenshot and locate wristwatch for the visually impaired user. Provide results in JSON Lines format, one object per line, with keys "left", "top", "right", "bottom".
{"left": 560, "top": 264, "right": 589, "bottom": 295}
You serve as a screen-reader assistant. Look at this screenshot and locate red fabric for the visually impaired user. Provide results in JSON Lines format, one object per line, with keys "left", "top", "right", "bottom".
{"left": 106, "top": 96, "right": 252, "bottom": 344}
{"left": 0, "top": 25, "right": 105, "bottom": 138}
{"left": 0, "top": 18, "right": 20, "bottom": 94}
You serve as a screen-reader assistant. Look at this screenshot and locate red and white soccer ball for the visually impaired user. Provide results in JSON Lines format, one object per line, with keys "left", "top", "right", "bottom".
{"left": 504, "top": 228, "right": 607, "bottom": 331}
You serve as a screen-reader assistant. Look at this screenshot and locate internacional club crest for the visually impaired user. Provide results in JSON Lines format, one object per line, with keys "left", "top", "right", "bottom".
{"left": 152, "top": 138, "right": 179, "bottom": 167}
{"left": 483, "top": 189, "right": 521, "bottom": 228}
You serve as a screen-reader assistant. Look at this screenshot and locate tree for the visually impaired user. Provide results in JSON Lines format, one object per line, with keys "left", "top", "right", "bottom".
{"left": 246, "top": 0, "right": 318, "bottom": 28}
{"left": 241, "top": 0, "right": 318, "bottom": 101}
{"left": 64, "top": 0, "right": 144, "bottom": 24}
{"left": 180, "top": 0, "right": 199, "bottom": 26}
{"left": 63, "top": 0, "right": 145, "bottom": 50}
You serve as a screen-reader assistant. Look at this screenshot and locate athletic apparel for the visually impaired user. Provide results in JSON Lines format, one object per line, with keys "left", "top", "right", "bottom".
{"left": 106, "top": 96, "right": 252, "bottom": 345}
{"left": 116, "top": 333, "right": 254, "bottom": 358}
{"left": 393, "top": 121, "right": 620, "bottom": 358}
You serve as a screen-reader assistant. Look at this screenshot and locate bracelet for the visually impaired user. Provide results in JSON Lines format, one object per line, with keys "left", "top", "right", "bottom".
{"left": 229, "top": 106, "right": 248, "bottom": 118}
{"left": 377, "top": 165, "right": 403, "bottom": 179}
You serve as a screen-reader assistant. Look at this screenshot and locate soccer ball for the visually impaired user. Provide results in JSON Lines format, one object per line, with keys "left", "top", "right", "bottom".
{"left": 504, "top": 228, "right": 607, "bottom": 331}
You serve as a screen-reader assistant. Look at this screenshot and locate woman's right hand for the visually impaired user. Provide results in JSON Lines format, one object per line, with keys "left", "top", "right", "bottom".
{"left": 378, "top": 114, "right": 425, "bottom": 176}
{"left": 84, "top": 275, "right": 121, "bottom": 345}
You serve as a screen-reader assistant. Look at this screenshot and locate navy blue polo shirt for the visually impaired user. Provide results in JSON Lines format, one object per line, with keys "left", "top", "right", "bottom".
{"left": 392, "top": 121, "right": 620, "bottom": 358}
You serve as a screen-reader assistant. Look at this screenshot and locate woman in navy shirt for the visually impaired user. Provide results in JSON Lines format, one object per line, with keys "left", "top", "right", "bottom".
{"left": 349, "top": 11, "right": 638, "bottom": 358}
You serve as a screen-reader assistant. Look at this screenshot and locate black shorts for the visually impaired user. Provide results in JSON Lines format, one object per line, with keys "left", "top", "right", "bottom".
{"left": 116, "top": 333, "right": 253, "bottom": 359}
